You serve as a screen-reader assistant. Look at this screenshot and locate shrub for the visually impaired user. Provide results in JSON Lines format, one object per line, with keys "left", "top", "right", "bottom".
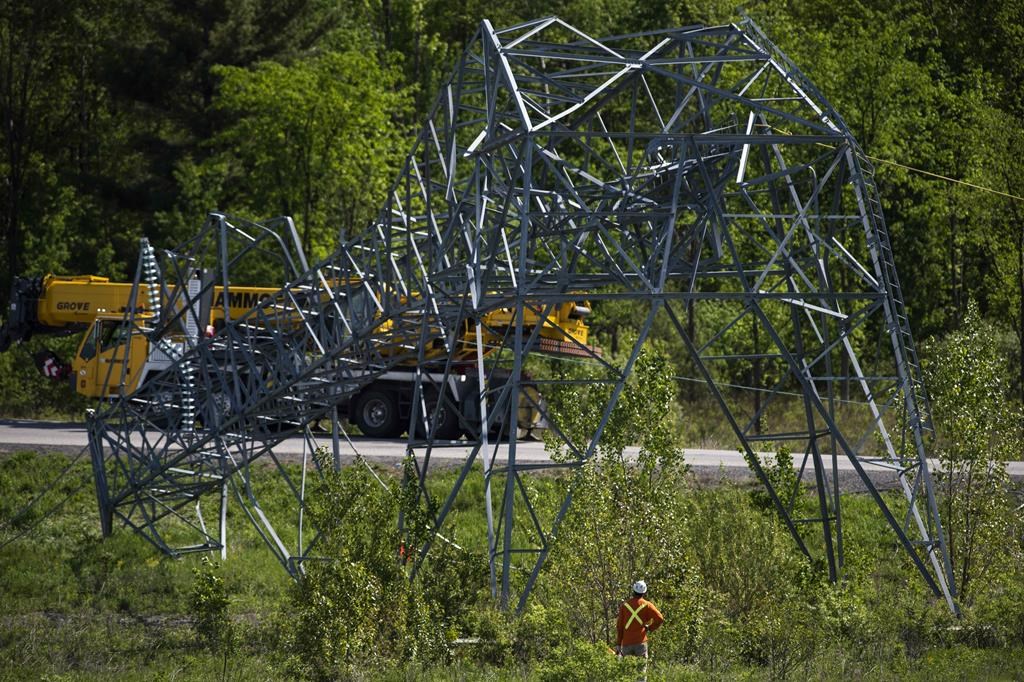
{"left": 737, "top": 596, "right": 819, "bottom": 682}
{"left": 280, "top": 453, "right": 454, "bottom": 679}
{"left": 189, "top": 556, "right": 236, "bottom": 680}
{"left": 926, "top": 300, "right": 1022, "bottom": 602}
{"left": 966, "top": 565, "right": 1024, "bottom": 646}
{"left": 534, "top": 638, "right": 640, "bottom": 682}
{"left": 461, "top": 606, "right": 513, "bottom": 666}
{"left": 539, "top": 347, "right": 692, "bottom": 649}
{"left": 513, "top": 602, "right": 569, "bottom": 665}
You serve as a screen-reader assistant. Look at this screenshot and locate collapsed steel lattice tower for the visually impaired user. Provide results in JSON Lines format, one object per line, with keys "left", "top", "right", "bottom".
{"left": 89, "top": 16, "right": 956, "bottom": 612}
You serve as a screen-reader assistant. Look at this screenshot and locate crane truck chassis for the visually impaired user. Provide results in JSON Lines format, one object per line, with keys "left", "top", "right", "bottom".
{"left": 1, "top": 272, "right": 596, "bottom": 439}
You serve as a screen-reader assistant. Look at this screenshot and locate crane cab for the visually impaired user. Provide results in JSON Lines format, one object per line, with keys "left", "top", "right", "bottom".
{"left": 71, "top": 317, "right": 150, "bottom": 398}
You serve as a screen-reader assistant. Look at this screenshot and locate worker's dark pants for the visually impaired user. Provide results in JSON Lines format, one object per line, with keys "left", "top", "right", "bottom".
{"left": 620, "top": 642, "right": 647, "bottom": 657}
{"left": 620, "top": 642, "right": 648, "bottom": 681}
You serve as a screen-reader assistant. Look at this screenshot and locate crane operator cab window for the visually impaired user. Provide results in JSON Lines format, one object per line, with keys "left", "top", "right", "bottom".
{"left": 79, "top": 319, "right": 129, "bottom": 360}
{"left": 76, "top": 319, "right": 134, "bottom": 397}
{"left": 98, "top": 320, "right": 131, "bottom": 353}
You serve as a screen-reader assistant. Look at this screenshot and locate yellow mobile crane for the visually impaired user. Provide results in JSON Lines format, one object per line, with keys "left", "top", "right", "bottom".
{"left": 0, "top": 274, "right": 276, "bottom": 398}
{"left": 1, "top": 273, "right": 596, "bottom": 438}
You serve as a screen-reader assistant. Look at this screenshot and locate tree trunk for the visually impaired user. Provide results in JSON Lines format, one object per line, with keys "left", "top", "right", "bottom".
{"left": 1018, "top": 216, "right": 1023, "bottom": 399}
{"left": 1002, "top": 168, "right": 1024, "bottom": 401}
{"left": 753, "top": 319, "right": 761, "bottom": 435}
{"left": 1, "top": 6, "right": 28, "bottom": 300}
{"left": 948, "top": 194, "right": 960, "bottom": 325}
{"left": 686, "top": 300, "right": 696, "bottom": 403}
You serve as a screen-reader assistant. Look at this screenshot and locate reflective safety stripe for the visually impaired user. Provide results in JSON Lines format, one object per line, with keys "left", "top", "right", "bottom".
{"left": 624, "top": 601, "right": 646, "bottom": 630}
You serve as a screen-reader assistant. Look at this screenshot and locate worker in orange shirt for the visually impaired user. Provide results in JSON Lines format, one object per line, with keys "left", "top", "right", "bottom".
{"left": 616, "top": 579, "right": 664, "bottom": 670}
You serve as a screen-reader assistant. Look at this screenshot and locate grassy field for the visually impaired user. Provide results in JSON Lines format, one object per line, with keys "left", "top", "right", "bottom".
{"left": 2, "top": 449, "right": 1024, "bottom": 681}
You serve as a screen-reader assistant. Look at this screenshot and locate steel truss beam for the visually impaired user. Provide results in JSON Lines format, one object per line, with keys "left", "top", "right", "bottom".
{"left": 89, "top": 16, "right": 956, "bottom": 613}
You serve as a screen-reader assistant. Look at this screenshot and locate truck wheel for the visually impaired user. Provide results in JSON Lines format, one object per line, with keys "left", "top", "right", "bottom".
{"left": 458, "top": 416, "right": 516, "bottom": 442}
{"left": 458, "top": 395, "right": 482, "bottom": 440}
{"left": 433, "top": 400, "right": 462, "bottom": 440}
{"left": 197, "top": 391, "right": 233, "bottom": 430}
{"left": 142, "top": 397, "right": 178, "bottom": 431}
{"left": 455, "top": 400, "right": 516, "bottom": 441}
{"left": 354, "top": 388, "right": 402, "bottom": 438}
{"left": 415, "top": 396, "right": 461, "bottom": 441}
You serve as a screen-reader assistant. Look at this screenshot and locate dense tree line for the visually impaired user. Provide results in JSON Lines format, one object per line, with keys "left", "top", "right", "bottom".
{"left": 1, "top": 0, "right": 1022, "bottom": 390}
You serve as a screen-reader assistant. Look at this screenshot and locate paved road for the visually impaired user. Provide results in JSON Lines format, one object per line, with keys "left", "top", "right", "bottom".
{"left": 2, "top": 419, "right": 1021, "bottom": 491}
{"left": 0, "top": 417, "right": 830, "bottom": 464}
{"left": 0, "top": 417, "right": 750, "bottom": 465}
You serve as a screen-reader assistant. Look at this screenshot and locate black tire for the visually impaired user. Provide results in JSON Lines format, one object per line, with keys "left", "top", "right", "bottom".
{"left": 196, "top": 391, "right": 233, "bottom": 431}
{"left": 415, "top": 394, "right": 462, "bottom": 441}
{"left": 458, "top": 395, "right": 482, "bottom": 439}
{"left": 455, "top": 401, "right": 516, "bottom": 441}
{"left": 261, "top": 416, "right": 300, "bottom": 435}
{"left": 456, "top": 409, "right": 516, "bottom": 442}
{"left": 137, "top": 391, "right": 179, "bottom": 431}
{"left": 353, "top": 388, "right": 402, "bottom": 438}
{"left": 491, "top": 420, "right": 518, "bottom": 443}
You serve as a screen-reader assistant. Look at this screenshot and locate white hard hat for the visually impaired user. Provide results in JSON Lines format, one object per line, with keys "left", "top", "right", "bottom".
{"left": 632, "top": 579, "right": 647, "bottom": 594}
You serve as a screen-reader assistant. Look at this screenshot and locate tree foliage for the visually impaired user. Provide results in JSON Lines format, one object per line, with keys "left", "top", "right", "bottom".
{"left": 540, "top": 347, "right": 691, "bottom": 647}
{"left": 209, "top": 48, "right": 412, "bottom": 257}
{"left": 926, "top": 300, "right": 1023, "bottom": 601}
{"left": 282, "top": 452, "right": 457, "bottom": 679}
{"left": 1, "top": 0, "right": 1023, "bottom": 414}
{"left": 189, "top": 556, "right": 236, "bottom": 680}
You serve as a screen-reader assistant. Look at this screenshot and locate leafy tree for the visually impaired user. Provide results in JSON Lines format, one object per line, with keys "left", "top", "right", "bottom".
{"left": 95, "top": 0, "right": 348, "bottom": 252}
{"left": 967, "top": 100, "right": 1024, "bottom": 394}
{"left": 539, "top": 346, "right": 693, "bottom": 648}
{"left": 930, "top": 0, "right": 1024, "bottom": 116}
{"left": 190, "top": 556, "right": 237, "bottom": 680}
{"left": 208, "top": 48, "right": 412, "bottom": 256}
{"left": 282, "top": 452, "right": 452, "bottom": 679}
{"left": 0, "top": 336, "right": 87, "bottom": 418}
{"left": 0, "top": 1, "right": 125, "bottom": 296}
{"left": 926, "top": 300, "right": 1021, "bottom": 601}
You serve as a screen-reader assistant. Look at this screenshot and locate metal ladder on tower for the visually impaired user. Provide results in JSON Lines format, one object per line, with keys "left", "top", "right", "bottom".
{"left": 859, "top": 155, "right": 934, "bottom": 436}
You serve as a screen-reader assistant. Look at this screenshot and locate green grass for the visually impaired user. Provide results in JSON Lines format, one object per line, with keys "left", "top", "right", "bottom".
{"left": 3, "top": 450, "right": 1024, "bottom": 680}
